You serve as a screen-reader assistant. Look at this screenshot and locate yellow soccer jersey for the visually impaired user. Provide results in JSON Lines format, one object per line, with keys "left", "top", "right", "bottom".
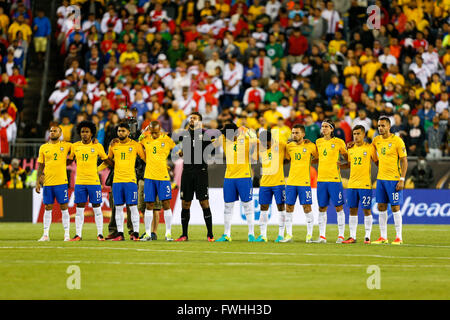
{"left": 259, "top": 140, "right": 286, "bottom": 187}
{"left": 38, "top": 141, "right": 72, "bottom": 186}
{"left": 286, "top": 141, "right": 318, "bottom": 186}
{"left": 372, "top": 134, "right": 407, "bottom": 181}
{"left": 108, "top": 139, "right": 145, "bottom": 183}
{"left": 70, "top": 142, "right": 108, "bottom": 185}
{"left": 223, "top": 132, "right": 256, "bottom": 179}
{"left": 316, "top": 137, "right": 347, "bottom": 182}
{"left": 141, "top": 134, "right": 176, "bottom": 181}
{"left": 348, "top": 142, "right": 377, "bottom": 189}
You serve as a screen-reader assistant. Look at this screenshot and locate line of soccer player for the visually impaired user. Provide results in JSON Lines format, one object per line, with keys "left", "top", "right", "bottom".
{"left": 35, "top": 114, "right": 407, "bottom": 245}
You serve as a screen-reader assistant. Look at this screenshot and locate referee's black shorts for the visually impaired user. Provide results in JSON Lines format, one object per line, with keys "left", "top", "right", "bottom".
{"left": 180, "top": 168, "right": 209, "bottom": 202}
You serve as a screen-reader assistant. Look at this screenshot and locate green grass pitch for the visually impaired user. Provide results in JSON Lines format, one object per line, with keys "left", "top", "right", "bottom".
{"left": 0, "top": 222, "right": 449, "bottom": 299}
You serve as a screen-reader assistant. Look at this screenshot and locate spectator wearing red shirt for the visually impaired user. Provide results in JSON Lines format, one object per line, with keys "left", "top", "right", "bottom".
{"left": 285, "top": 109, "right": 303, "bottom": 128}
{"left": 8, "top": 66, "right": 27, "bottom": 113}
{"left": 348, "top": 75, "right": 363, "bottom": 103}
{"left": 287, "top": 28, "right": 308, "bottom": 66}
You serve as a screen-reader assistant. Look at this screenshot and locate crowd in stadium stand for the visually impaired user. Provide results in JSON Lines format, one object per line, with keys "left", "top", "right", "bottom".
{"left": 0, "top": 1, "right": 51, "bottom": 159}
{"left": 48, "top": 0, "right": 449, "bottom": 160}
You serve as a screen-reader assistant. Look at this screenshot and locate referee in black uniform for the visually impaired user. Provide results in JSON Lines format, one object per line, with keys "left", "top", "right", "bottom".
{"left": 175, "top": 112, "right": 218, "bottom": 241}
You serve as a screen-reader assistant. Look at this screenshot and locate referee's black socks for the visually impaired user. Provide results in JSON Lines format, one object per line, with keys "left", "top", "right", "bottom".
{"left": 203, "top": 207, "right": 213, "bottom": 238}
{"left": 181, "top": 208, "right": 190, "bottom": 237}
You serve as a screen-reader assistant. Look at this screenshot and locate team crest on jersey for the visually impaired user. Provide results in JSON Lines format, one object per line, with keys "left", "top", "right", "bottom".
{"left": 91, "top": 148, "right": 95, "bottom": 153}
{"left": 274, "top": 146, "right": 279, "bottom": 152}
{"left": 303, "top": 148, "right": 307, "bottom": 153}
{"left": 161, "top": 142, "right": 165, "bottom": 147}
{"left": 388, "top": 143, "right": 392, "bottom": 148}
{"left": 239, "top": 139, "right": 244, "bottom": 144}
{"left": 331, "top": 144, "right": 335, "bottom": 148}
{"left": 60, "top": 147, "right": 64, "bottom": 151}
{"left": 363, "top": 151, "right": 367, "bottom": 156}
{"left": 129, "top": 147, "right": 132, "bottom": 152}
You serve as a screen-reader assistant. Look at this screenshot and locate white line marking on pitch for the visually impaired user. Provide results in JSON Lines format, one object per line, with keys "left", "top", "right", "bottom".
{"left": 1, "top": 246, "right": 450, "bottom": 261}
{"left": 0, "top": 259, "right": 449, "bottom": 269}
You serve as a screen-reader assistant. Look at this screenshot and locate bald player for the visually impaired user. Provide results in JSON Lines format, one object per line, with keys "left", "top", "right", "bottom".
{"left": 36, "top": 125, "right": 72, "bottom": 241}
{"left": 139, "top": 121, "right": 176, "bottom": 242}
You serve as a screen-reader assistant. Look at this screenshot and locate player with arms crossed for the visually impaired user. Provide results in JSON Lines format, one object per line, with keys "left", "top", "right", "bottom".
{"left": 284, "top": 124, "right": 319, "bottom": 243}
{"left": 257, "top": 130, "right": 287, "bottom": 243}
{"left": 315, "top": 119, "right": 348, "bottom": 243}
{"left": 372, "top": 117, "right": 408, "bottom": 244}
{"left": 139, "top": 121, "right": 176, "bottom": 242}
{"left": 340, "top": 125, "right": 377, "bottom": 244}
{"left": 36, "top": 126, "right": 72, "bottom": 241}
{"left": 69, "top": 121, "right": 113, "bottom": 241}
{"left": 102, "top": 122, "right": 146, "bottom": 241}
{"left": 216, "top": 123, "right": 258, "bottom": 242}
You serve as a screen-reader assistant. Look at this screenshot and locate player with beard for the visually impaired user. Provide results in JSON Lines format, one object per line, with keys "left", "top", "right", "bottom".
{"left": 175, "top": 112, "right": 217, "bottom": 242}
{"left": 36, "top": 125, "right": 72, "bottom": 241}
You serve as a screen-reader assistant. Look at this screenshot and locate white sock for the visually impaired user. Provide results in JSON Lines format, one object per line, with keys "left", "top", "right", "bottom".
{"left": 93, "top": 206, "right": 103, "bottom": 235}
{"left": 43, "top": 209, "right": 52, "bottom": 236}
{"left": 378, "top": 210, "right": 388, "bottom": 239}
{"left": 115, "top": 205, "right": 125, "bottom": 233}
{"left": 243, "top": 201, "right": 254, "bottom": 236}
{"left": 278, "top": 210, "right": 286, "bottom": 237}
{"left": 364, "top": 215, "right": 373, "bottom": 239}
{"left": 259, "top": 210, "right": 269, "bottom": 238}
{"left": 349, "top": 215, "right": 358, "bottom": 239}
{"left": 393, "top": 211, "right": 402, "bottom": 240}
{"left": 130, "top": 206, "right": 140, "bottom": 234}
{"left": 304, "top": 211, "right": 313, "bottom": 237}
{"left": 144, "top": 209, "right": 153, "bottom": 235}
{"left": 61, "top": 209, "right": 70, "bottom": 237}
{"left": 224, "top": 202, "right": 234, "bottom": 237}
{"left": 285, "top": 211, "right": 293, "bottom": 237}
{"left": 75, "top": 207, "right": 84, "bottom": 237}
{"left": 337, "top": 210, "right": 345, "bottom": 238}
{"left": 164, "top": 209, "right": 172, "bottom": 235}
{"left": 319, "top": 211, "right": 327, "bottom": 238}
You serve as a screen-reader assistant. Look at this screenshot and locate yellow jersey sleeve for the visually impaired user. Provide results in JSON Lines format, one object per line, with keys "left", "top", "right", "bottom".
{"left": 96, "top": 143, "right": 108, "bottom": 160}
{"left": 286, "top": 141, "right": 314, "bottom": 186}
{"left": 39, "top": 142, "right": 71, "bottom": 186}
{"left": 260, "top": 140, "right": 286, "bottom": 187}
{"left": 347, "top": 143, "right": 373, "bottom": 189}
{"left": 73, "top": 142, "right": 104, "bottom": 185}
{"left": 317, "top": 138, "right": 344, "bottom": 182}
{"left": 374, "top": 135, "right": 406, "bottom": 181}
{"left": 111, "top": 141, "right": 138, "bottom": 183}
{"left": 223, "top": 135, "right": 252, "bottom": 179}
{"left": 143, "top": 135, "right": 174, "bottom": 181}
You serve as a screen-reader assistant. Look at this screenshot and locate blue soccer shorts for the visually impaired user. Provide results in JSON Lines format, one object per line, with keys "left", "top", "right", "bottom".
{"left": 347, "top": 188, "right": 372, "bottom": 209}
{"left": 43, "top": 184, "right": 69, "bottom": 205}
{"left": 144, "top": 179, "right": 172, "bottom": 202}
{"left": 286, "top": 185, "right": 313, "bottom": 206}
{"left": 317, "top": 181, "right": 344, "bottom": 207}
{"left": 74, "top": 184, "right": 102, "bottom": 204}
{"left": 259, "top": 185, "right": 286, "bottom": 205}
{"left": 112, "top": 182, "right": 138, "bottom": 206}
{"left": 376, "top": 180, "right": 403, "bottom": 206}
{"left": 223, "top": 178, "right": 253, "bottom": 203}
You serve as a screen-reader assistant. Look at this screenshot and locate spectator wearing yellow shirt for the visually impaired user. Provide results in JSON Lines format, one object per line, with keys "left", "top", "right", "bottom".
{"left": 0, "top": 7, "right": 9, "bottom": 33}
{"left": 271, "top": 117, "right": 292, "bottom": 143}
{"left": 168, "top": 102, "right": 186, "bottom": 131}
{"left": 343, "top": 58, "right": 361, "bottom": 88}
{"left": 248, "top": 0, "right": 265, "bottom": 17}
{"left": 403, "top": 1, "right": 426, "bottom": 31}
{"left": 384, "top": 65, "right": 405, "bottom": 87}
{"left": 8, "top": 15, "right": 32, "bottom": 42}
{"left": 429, "top": 73, "right": 442, "bottom": 96}
{"left": 119, "top": 43, "right": 140, "bottom": 64}
{"left": 264, "top": 102, "right": 284, "bottom": 127}
{"left": 216, "top": 0, "right": 230, "bottom": 14}
{"left": 362, "top": 56, "right": 381, "bottom": 84}
{"left": 328, "top": 31, "right": 346, "bottom": 54}
{"left": 60, "top": 117, "right": 74, "bottom": 142}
